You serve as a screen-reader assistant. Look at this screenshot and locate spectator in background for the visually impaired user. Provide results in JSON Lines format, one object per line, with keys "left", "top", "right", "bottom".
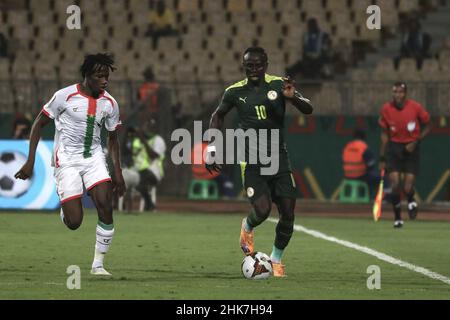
{"left": 0, "top": 32, "right": 8, "bottom": 58}
{"left": 286, "top": 18, "right": 332, "bottom": 79}
{"left": 138, "top": 67, "right": 160, "bottom": 114}
{"left": 12, "top": 116, "right": 31, "bottom": 139}
{"left": 145, "top": 0, "right": 178, "bottom": 49}
{"left": 123, "top": 118, "right": 166, "bottom": 212}
{"left": 191, "top": 142, "right": 236, "bottom": 199}
{"left": 398, "top": 18, "right": 431, "bottom": 69}
{"left": 342, "top": 128, "right": 381, "bottom": 199}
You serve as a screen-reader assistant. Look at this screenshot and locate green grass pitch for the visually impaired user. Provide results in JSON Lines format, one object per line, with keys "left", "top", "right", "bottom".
{"left": 0, "top": 211, "right": 449, "bottom": 299}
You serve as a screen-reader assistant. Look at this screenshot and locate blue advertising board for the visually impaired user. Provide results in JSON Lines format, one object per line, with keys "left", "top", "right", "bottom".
{"left": 0, "top": 140, "right": 60, "bottom": 210}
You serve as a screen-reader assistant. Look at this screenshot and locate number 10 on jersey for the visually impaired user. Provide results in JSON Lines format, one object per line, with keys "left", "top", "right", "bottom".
{"left": 255, "top": 105, "right": 267, "bottom": 120}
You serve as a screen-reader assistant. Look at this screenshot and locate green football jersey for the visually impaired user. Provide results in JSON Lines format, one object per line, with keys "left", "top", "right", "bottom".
{"left": 219, "top": 74, "right": 288, "bottom": 157}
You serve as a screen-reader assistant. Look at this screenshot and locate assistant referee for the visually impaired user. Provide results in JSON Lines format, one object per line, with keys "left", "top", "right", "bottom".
{"left": 379, "top": 82, "right": 432, "bottom": 228}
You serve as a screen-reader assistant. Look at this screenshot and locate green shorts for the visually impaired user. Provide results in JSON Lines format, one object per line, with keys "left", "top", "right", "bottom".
{"left": 240, "top": 155, "right": 297, "bottom": 203}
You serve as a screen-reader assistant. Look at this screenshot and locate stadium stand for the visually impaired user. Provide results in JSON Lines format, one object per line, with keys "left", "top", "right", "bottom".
{"left": 0, "top": 0, "right": 448, "bottom": 119}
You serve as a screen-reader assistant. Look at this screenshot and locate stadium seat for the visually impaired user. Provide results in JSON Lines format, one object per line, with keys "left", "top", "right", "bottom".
{"left": 279, "top": 11, "right": 301, "bottom": 25}
{"left": 33, "top": 63, "right": 57, "bottom": 80}
{"left": 398, "top": 58, "right": 421, "bottom": 81}
{"left": 326, "top": 0, "right": 349, "bottom": 11}
{"left": 177, "top": 0, "right": 199, "bottom": 12}
{"left": 313, "top": 82, "right": 343, "bottom": 114}
{"left": 0, "top": 82, "right": 15, "bottom": 112}
{"left": 301, "top": 0, "right": 325, "bottom": 16}
{"left": 398, "top": 0, "right": 419, "bottom": 13}
{"left": 373, "top": 58, "right": 398, "bottom": 81}
{"left": 104, "top": 0, "right": 126, "bottom": 14}
{"left": 227, "top": 0, "right": 248, "bottom": 13}
{"left": 202, "top": 0, "right": 225, "bottom": 12}
{"left": 5, "top": 10, "right": 29, "bottom": 27}
{"left": 375, "top": 0, "right": 396, "bottom": 11}
{"left": 11, "top": 59, "right": 33, "bottom": 80}
{"left": 351, "top": 69, "right": 370, "bottom": 81}
{"left": 188, "top": 179, "right": 219, "bottom": 200}
{"left": 420, "top": 59, "right": 441, "bottom": 81}
{"left": 12, "top": 25, "right": 34, "bottom": 42}
{"left": 29, "top": 0, "right": 51, "bottom": 12}
{"left": 338, "top": 179, "right": 370, "bottom": 203}
{"left": 250, "top": 0, "right": 274, "bottom": 13}
{"left": 329, "top": 11, "right": 351, "bottom": 26}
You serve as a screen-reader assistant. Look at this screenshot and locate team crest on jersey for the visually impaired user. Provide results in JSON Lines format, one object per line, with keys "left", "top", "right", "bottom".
{"left": 267, "top": 90, "right": 278, "bottom": 100}
{"left": 407, "top": 121, "right": 416, "bottom": 132}
{"left": 247, "top": 187, "right": 255, "bottom": 198}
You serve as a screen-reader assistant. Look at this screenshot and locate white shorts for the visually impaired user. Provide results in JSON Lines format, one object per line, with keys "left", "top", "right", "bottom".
{"left": 54, "top": 152, "right": 111, "bottom": 203}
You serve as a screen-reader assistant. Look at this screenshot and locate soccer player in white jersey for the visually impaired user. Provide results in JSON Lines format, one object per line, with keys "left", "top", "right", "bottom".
{"left": 15, "top": 53, "right": 126, "bottom": 276}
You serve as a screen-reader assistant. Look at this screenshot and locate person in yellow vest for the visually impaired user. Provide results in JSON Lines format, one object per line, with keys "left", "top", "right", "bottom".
{"left": 130, "top": 118, "right": 166, "bottom": 211}
{"left": 342, "top": 128, "right": 381, "bottom": 198}
{"left": 145, "top": 0, "right": 178, "bottom": 49}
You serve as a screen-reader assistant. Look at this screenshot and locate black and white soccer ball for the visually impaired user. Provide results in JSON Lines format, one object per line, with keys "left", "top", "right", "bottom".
{"left": 241, "top": 252, "right": 273, "bottom": 280}
{"left": 0, "top": 151, "right": 32, "bottom": 198}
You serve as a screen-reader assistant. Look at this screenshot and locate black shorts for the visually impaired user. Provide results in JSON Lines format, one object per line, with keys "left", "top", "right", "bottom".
{"left": 386, "top": 141, "right": 420, "bottom": 175}
{"left": 240, "top": 153, "right": 297, "bottom": 203}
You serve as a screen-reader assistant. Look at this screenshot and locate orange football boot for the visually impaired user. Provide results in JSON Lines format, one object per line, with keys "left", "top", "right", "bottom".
{"left": 272, "top": 262, "right": 286, "bottom": 277}
{"left": 239, "top": 218, "right": 254, "bottom": 255}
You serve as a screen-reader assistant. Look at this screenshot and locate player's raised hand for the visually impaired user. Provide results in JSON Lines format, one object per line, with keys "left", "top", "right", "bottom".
{"left": 14, "top": 161, "right": 34, "bottom": 180}
{"left": 282, "top": 77, "right": 296, "bottom": 98}
{"left": 205, "top": 146, "right": 222, "bottom": 174}
{"left": 205, "top": 162, "right": 223, "bottom": 174}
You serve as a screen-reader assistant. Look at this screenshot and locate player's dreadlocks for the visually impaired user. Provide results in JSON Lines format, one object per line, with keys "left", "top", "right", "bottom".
{"left": 243, "top": 47, "right": 268, "bottom": 63}
{"left": 80, "top": 53, "right": 116, "bottom": 78}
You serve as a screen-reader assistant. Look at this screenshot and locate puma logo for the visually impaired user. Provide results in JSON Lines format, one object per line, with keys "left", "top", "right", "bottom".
{"left": 239, "top": 97, "right": 247, "bottom": 103}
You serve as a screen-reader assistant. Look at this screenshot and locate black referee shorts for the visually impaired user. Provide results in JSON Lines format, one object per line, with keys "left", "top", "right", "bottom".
{"left": 386, "top": 141, "right": 420, "bottom": 175}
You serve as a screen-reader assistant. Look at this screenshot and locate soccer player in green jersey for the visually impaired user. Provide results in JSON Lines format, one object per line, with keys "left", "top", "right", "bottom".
{"left": 206, "top": 47, "right": 313, "bottom": 277}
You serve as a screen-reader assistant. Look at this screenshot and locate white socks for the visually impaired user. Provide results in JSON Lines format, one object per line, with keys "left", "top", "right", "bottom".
{"left": 92, "top": 223, "right": 114, "bottom": 269}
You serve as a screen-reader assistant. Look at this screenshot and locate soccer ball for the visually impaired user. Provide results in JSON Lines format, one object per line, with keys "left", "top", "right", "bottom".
{"left": 241, "top": 252, "right": 273, "bottom": 280}
{"left": 0, "top": 151, "right": 32, "bottom": 198}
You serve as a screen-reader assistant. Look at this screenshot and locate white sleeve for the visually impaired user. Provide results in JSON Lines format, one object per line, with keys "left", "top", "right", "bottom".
{"left": 42, "top": 92, "right": 64, "bottom": 119}
{"left": 153, "top": 136, "right": 166, "bottom": 157}
{"left": 105, "top": 98, "right": 121, "bottom": 131}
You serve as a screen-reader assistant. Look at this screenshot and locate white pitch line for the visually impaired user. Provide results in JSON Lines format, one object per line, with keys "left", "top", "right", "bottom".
{"left": 268, "top": 218, "right": 450, "bottom": 286}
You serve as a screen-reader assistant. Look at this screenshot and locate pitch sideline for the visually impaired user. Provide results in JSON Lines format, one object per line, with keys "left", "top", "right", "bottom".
{"left": 268, "top": 218, "right": 450, "bottom": 286}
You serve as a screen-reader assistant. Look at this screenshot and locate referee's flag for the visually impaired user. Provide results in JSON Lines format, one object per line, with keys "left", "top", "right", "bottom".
{"left": 373, "top": 169, "right": 385, "bottom": 221}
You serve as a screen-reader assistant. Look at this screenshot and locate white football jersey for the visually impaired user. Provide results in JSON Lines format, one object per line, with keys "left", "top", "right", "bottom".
{"left": 42, "top": 84, "right": 121, "bottom": 167}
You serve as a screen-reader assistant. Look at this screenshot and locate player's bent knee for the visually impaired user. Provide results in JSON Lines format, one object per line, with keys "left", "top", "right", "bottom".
{"left": 66, "top": 221, "right": 82, "bottom": 230}
{"left": 64, "top": 215, "right": 82, "bottom": 230}
{"left": 254, "top": 205, "right": 271, "bottom": 220}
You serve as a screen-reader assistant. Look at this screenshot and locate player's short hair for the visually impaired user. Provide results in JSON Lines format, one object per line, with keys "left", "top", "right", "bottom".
{"left": 80, "top": 53, "right": 116, "bottom": 78}
{"left": 243, "top": 47, "right": 268, "bottom": 63}
{"left": 393, "top": 81, "right": 407, "bottom": 92}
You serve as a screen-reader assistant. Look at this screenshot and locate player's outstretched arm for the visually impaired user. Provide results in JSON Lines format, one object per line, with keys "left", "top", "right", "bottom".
{"left": 282, "top": 77, "right": 313, "bottom": 114}
{"left": 107, "top": 130, "right": 126, "bottom": 197}
{"left": 14, "top": 111, "right": 52, "bottom": 180}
